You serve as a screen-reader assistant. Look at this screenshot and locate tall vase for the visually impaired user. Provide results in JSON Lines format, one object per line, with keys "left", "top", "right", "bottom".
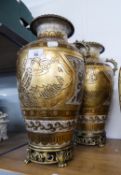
{"left": 17, "top": 15, "right": 85, "bottom": 167}
{"left": 74, "top": 41, "right": 117, "bottom": 146}
{"left": 119, "top": 68, "right": 121, "bottom": 109}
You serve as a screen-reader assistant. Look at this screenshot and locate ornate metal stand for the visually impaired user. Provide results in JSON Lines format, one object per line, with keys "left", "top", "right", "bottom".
{"left": 25, "top": 144, "right": 73, "bottom": 167}
{"left": 76, "top": 132, "right": 106, "bottom": 147}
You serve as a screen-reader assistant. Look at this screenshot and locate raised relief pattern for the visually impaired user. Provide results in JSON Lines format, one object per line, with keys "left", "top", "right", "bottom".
{"left": 25, "top": 119, "right": 77, "bottom": 133}
{"left": 66, "top": 55, "right": 84, "bottom": 104}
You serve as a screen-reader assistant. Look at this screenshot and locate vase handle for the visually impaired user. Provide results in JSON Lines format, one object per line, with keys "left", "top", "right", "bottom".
{"left": 105, "top": 58, "right": 118, "bottom": 75}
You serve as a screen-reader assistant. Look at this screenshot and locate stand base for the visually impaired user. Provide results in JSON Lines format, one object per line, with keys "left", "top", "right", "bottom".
{"left": 76, "top": 132, "right": 106, "bottom": 147}
{"left": 25, "top": 144, "right": 73, "bottom": 167}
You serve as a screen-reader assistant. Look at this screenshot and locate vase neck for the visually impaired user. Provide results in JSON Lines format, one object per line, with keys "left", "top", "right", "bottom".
{"left": 74, "top": 41, "right": 104, "bottom": 63}
{"left": 36, "top": 23, "right": 68, "bottom": 40}
{"left": 86, "top": 47, "right": 100, "bottom": 61}
{"left": 30, "top": 14, "right": 74, "bottom": 41}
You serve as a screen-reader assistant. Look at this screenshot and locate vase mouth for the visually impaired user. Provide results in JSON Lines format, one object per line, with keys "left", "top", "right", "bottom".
{"left": 74, "top": 41, "right": 105, "bottom": 54}
{"left": 30, "top": 14, "right": 74, "bottom": 38}
{"left": 85, "top": 42, "right": 105, "bottom": 54}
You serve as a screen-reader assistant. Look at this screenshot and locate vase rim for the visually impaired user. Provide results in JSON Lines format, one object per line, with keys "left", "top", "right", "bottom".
{"left": 30, "top": 14, "right": 74, "bottom": 38}
{"left": 74, "top": 41, "right": 105, "bottom": 54}
{"left": 85, "top": 42, "right": 105, "bottom": 54}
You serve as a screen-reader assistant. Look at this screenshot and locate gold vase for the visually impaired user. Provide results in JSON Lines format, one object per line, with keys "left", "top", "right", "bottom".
{"left": 17, "top": 15, "right": 85, "bottom": 167}
{"left": 119, "top": 68, "right": 121, "bottom": 109}
{"left": 74, "top": 41, "right": 117, "bottom": 146}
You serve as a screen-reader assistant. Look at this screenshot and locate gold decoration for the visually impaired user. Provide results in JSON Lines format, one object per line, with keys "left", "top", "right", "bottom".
{"left": 17, "top": 15, "right": 85, "bottom": 166}
{"left": 118, "top": 68, "right": 121, "bottom": 110}
{"left": 74, "top": 41, "right": 117, "bottom": 146}
{"left": 25, "top": 144, "right": 73, "bottom": 167}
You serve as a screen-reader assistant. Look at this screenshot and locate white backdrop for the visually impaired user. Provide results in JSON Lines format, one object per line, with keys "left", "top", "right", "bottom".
{"left": 22, "top": 0, "right": 121, "bottom": 139}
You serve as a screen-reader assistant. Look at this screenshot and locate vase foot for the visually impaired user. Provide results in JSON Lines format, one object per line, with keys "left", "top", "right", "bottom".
{"left": 24, "top": 159, "right": 31, "bottom": 164}
{"left": 24, "top": 148, "right": 31, "bottom": 164}
{"left": 76, "top": 132, "right": 106, "bottom": 146}
{"left": 25, "top": 144, "right": 73, "bottom": 167}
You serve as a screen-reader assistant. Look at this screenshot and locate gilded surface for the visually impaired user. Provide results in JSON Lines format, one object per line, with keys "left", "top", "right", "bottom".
{"left": 17, "top": 48, "right": 84, "bottom": 108}
{"left": 77, "top": 65, "right": 113, "bottom": 146}
{"left": 17, "top": 15, "right": 85, "bottom": 166}
{"left": 74, "top": 41, "right": 114, "bottom": 146}
{"left": 76, "top": 132, "right": 106, "bottom": 146}
{"left": 82, "top": 65, "right": 113, "bottom": 108}
{"left": 28, "top": 131, "right": 72, "bottom": 146}
{"left": 119, "top": 68, "right": 121, "bottom": 109}
{"left": 17, "top": 46, "right": 84, "bottom": 164}
{"left": 25, "top": 145, "right": 73, "bottom": 167}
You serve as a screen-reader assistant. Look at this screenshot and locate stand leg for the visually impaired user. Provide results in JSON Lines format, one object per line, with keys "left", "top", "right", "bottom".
{"left": 57, "top": 151, "right": 67, "bottom": 168}
{"left": 24, "top": 148, "right": 31, "bottom": 164}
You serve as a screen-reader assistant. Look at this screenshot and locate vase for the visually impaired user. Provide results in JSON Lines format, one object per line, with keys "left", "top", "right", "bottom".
{"left": 74, "top": 41, "right": 117, "bottom": 146}
{"left": 119, "top": 68, "right": 121, "bottom": 109}
{"left": 17, "top": 14, "right": 85, "bottom": 167}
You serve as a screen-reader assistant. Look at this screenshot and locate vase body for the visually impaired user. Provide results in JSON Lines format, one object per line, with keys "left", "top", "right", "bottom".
{"left": 119, "top": 68, "right": 121, "bottom": 109}
{"left": 17, "top": 15, "right": 85, "bottom": 166}
{"left": 74, "top": 41, "right": 116, "bottom": 146}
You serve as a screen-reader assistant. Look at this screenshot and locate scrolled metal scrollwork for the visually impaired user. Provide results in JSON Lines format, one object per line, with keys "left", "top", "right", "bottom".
{"left": 25, "top": 145, "right": 73, "bottom": 167}
{"left": 25, "top": 119, "right": 77, "bottom": 133}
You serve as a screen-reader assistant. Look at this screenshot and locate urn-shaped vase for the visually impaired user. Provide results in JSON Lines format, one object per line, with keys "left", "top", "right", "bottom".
{"left": 74, "top": 41, "right": 117, "bottom": 146}
{"left": 17, "top": 15, "right": 85, "bottom": 166}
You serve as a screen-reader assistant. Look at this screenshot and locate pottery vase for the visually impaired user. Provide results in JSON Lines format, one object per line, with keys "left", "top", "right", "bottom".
{"left": 17, "top": 15, "right": 85, "bottom": 167}
{"left": 119, "top": 68, "right": 121, "bottom": 109}
{"left": 74, "top": 41, "right": 117, "bottom": 146}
